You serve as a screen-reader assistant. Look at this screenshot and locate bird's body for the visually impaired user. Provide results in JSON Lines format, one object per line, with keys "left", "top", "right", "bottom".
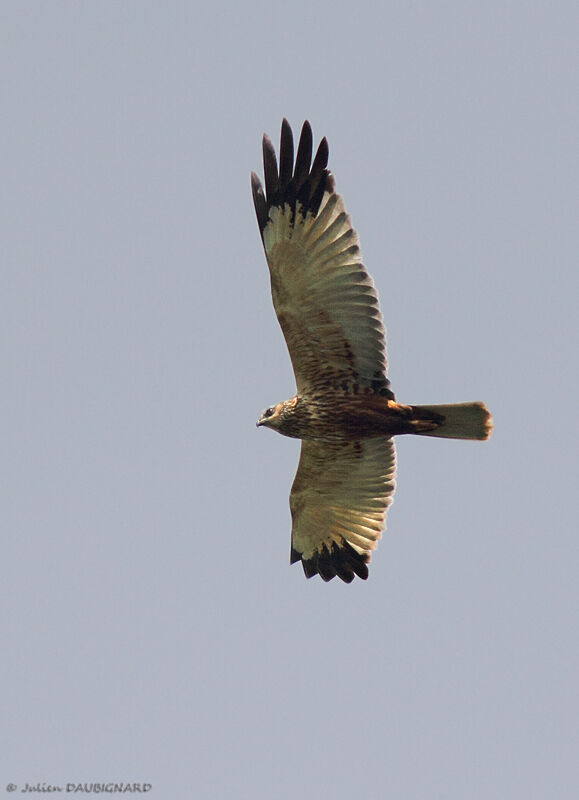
{"left": 252, "top": 120, "right": 492, "bottom": 583}
{"left": 260, "top": 394, "right": 444, "bottom": 442}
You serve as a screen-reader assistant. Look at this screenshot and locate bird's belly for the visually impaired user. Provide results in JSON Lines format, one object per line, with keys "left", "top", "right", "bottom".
{"left": 335, "top": 401, "right": 414, "bottom": 438}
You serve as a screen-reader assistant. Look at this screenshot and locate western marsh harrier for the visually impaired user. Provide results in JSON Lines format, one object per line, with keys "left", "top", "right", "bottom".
{"left": 252, "top": 120, "right": 492, "bottom": 583}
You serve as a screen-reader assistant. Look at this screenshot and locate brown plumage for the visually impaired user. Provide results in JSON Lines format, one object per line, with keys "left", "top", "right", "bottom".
{"left": 252, "top": 120, "right": 492, "bottom": 583}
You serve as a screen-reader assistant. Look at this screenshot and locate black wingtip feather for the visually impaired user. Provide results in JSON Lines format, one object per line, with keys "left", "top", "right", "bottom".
{"left": 311, "top": 136, "right": 329, "bottom": 178}
{"left": 279, "top": 119, "right": 294, "bottom": 191}
{"left": 262, "top": 134, "right": 278, "bottom": 202}
{"left": 250, "top": 172, "right": 268, "bottom": 233}
{"left": 253, "top": 120, "right": 334, "bottom": 238}
{"left": 294, "top": 121, "right": 313, "bottom": 186}
{"left": 294, "top": 540, "right": 370, "bottom": 583}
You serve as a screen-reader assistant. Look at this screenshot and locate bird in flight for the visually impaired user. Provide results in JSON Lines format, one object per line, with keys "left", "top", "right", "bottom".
{"left": 252, "top": 120, "right": 492, "bottom": 583}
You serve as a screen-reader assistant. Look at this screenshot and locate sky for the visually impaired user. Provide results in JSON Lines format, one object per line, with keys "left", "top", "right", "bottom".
{"left": 3, "top": 2, "right": 578, "bottom": 798}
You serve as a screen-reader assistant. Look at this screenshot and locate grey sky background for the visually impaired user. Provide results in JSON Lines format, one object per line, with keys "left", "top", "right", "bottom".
{"left": 3, "top": 2, "right": 578, "bottom": 798}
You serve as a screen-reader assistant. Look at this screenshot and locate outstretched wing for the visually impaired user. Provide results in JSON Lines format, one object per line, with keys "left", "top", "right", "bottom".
{"left": 290, "top": 437, "right": 396, "bottom": 582}
{"left": 251, "top": 119, "right": 393, "bottom": 399}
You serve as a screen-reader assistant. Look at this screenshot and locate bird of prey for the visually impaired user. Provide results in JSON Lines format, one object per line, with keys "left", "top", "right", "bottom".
{"left": 252, "top": 120, "right": 492, "bottom": 583}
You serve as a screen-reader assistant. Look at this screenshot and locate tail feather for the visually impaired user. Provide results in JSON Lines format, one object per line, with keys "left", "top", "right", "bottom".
{"left": 411, "top": 402, "right": 493, "bottom": 441}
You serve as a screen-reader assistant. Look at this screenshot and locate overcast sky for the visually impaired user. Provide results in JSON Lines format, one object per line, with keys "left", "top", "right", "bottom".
{"left": 3, "top": 2, "right": 578, "bottom": 798}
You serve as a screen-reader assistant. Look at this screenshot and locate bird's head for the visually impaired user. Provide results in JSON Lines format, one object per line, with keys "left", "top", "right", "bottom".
{"left": 256, "top": 401, "right": 286, "bottom": 430}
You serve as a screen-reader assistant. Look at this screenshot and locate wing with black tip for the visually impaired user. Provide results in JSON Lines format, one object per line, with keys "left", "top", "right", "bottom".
{"left": 289, "top": 437, "right": 396, "bottom": 583}
{"left": 251, "top": 120, "right": 393, "bottom": 399}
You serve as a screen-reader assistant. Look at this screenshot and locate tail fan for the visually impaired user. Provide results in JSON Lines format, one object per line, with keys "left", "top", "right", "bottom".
{"left": 411, "top": 402, "right": 493, "bottom": 441}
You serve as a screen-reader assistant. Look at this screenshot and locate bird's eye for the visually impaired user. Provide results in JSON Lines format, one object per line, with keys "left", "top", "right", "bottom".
{"left": 264, "top": 407, "right": 275, "bottom": 418}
